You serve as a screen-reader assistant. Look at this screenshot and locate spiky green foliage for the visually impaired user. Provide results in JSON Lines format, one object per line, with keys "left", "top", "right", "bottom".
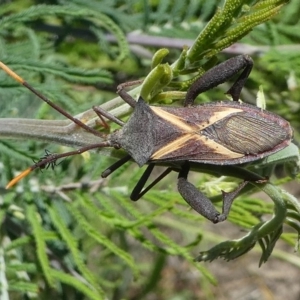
{"left": 0, "top": 0, "right": 299, "bottom": 299}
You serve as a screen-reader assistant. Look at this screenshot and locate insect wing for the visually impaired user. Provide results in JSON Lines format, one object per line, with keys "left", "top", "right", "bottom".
{"left": 149, "top": 101, "right": 292, "bottom": 165}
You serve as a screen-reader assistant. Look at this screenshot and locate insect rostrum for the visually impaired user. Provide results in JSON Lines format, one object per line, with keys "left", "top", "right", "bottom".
{"left": 2, "top": 55, "right": 293, "bottom": 224}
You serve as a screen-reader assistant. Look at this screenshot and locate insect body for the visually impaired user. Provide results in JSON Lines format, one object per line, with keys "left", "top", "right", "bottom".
{"left": 106, "top": 94, "right": 292, "bottom": 223}
{"left": 1, "top": 55, "right": 293, "bottom": 223}
{"left": 112, "top": 99, "right": 291, "bottom": 167}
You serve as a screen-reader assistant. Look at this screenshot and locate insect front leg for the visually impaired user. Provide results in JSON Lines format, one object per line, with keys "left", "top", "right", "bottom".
{"left": 177, "top": 162, "right": 248, "bottom": 223}
{"left": 117, "top": 79, "right": 144, "bottom": 108}
{"left": 93, "top": 106, "right": 125, "bottom": 127}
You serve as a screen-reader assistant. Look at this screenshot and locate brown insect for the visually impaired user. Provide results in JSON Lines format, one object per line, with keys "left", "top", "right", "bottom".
{"left": 0, "top": 55, "right": 292, "bottom": 223}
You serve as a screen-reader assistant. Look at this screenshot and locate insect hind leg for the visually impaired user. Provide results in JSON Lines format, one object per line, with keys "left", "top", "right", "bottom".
{"left": 177, "top": 161, "right": 248, "bottom": 223}
{"left": 184, "top": 55, "right": 253, "bottom": 106}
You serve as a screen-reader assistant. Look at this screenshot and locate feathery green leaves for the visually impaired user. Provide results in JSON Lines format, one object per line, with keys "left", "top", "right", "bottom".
{"left": 0, "top": 0, "right": 299, "bottom": 299}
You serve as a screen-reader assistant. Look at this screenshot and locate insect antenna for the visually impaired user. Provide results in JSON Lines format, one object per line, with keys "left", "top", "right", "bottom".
{"left": 0, "top": 62, "right": 104, "bottom": 138}
{"left": 6, "top": 141, "right": 113, "bottom": 189}
{"left": 0, "top": 62, "right": 133, "bottom": 188}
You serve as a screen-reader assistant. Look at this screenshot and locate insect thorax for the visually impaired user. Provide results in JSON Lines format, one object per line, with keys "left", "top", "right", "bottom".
{"left": 109, "top": 98, "right": 157, "bottom": 167}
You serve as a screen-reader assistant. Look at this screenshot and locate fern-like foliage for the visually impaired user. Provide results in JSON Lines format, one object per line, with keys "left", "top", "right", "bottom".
{"left": 0, "top": 0, "right": 299, "bottom": 299}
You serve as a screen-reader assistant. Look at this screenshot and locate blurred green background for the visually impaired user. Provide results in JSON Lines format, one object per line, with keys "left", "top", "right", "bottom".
{"left": 0, "top": 0, "right": 300, "bottom": 299}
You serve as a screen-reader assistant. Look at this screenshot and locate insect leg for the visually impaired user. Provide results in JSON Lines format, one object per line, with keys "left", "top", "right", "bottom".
{"left": 117, "top": 80, "right": 144, "bottom": 108}
{"left": 221, "top": 180, "right": 249, "bottom": 217}
{"left": 184, "top": 55, "right": 253, "bottom": 106}
{"left": 177, "top": 162, "right": 224, "bottom": 223}
{"left": 101, "top": 155, "right": 131, "bottom": 178}
{"left": 130, "top": 164, "right": 172, "bottom": 201}
{"left": 93, "top": 106, "right": 125, "bottom": 127}
{"left": 177, "top": 162, "right": 248, "bottom": 223}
